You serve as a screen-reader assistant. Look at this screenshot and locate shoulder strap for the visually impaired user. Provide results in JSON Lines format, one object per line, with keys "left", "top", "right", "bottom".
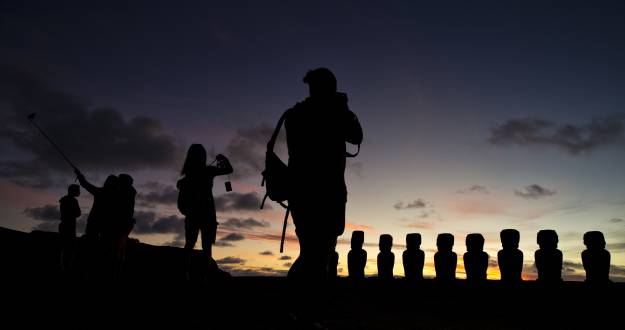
{"left": 267, "top": 110, "right": 288, "bottom": 152}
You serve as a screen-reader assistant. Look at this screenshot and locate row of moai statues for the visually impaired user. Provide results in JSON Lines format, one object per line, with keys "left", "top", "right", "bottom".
{"left": 346, "top": 229, "right": 611, "bottom": 283}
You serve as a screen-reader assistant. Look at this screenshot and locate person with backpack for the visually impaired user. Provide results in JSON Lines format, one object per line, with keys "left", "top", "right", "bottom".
{"left": 281, "top": 68, "right": 363, "bottom": 281}
{"left": 177, "top": 144, "right": 233, "bottom": 279}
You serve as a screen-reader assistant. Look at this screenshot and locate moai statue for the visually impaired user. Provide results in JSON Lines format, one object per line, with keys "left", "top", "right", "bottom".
{"left": 464, "top": 233, "right": 489, "bottom": 282}
{"left": 582, "top": 231, "right": 611, "bottom": 284}
{"left": 435, "top": 233, "right": 457, "bottom": 281}
{"left": 535, "top": 230, "right": 562, "bottom": 283}
{"left": 377, "top": 234, "right": 394, "bottom": 280}
{"left": 498, "top": 229, "right": 523, "bottom": 282}
{"left": 403, "top": 233, "right": 424, "bottom": 280}
{"left": 348, "top": 230, "right": 367, "bottom": 279}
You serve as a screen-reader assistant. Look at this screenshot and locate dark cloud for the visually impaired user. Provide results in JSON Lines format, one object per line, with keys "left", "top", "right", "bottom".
{"left": 394, "top": 199, "right": 426, "bottom": 210}
{"left": 23, "top": 204, "right": 59, "bottom": 222}
{"left": 283, "top": 262, "right": 293, "bottom": 267}
{"left": 278, "top": 255, "right": 292, "bottom": 260}
{"left": 220, "top": 233, "right": 245, "bottom": 241}
{"left": 607, "top": 243, "right": 625, "bottom": 252}
{"left": 259, "top": 250, "right": 273, "bottom": 256}
{"left": 221, "top": 266, "right": 287, "bottom": 277}
{"left": 609, "top": 218, "right": 623, "bottom": 224}
{"left": 0, "top": 65, "right": 181, "bottom": 188}
{"left": 133, "top": 211, "right": 184, "bottom": 235}
{"left": 224, "top": 124, "right": 286, "bottom": 179}
{"left": 514, "top": 184, "right": 557, "bottom": 199}
{"left": 214, "top": 192, "right": 268, "bottom": 212}
{"left": 137, "top": 182, "right": 178, "bottom": 207}
{"left": 220, "top": 217, "right": 270, "bottom": 230}
{"left": 214, "top": 241, "right": 234, "bottom": 247}
{"left": 216, "top": 256, "right": 245, "bottom": 265}
{"left": 489, "top": 116, "right": 625, "bottom": 155}
{"left": 457, "top": 185, "right": 490, "bottom": 194}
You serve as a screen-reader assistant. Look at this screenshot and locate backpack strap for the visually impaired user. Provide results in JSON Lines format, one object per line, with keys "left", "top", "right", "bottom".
{"left": 279, "top": 207, "right": 290, "bottom": 253}
{"left": 267, "top": 110, "right": 288, "bottom": 153}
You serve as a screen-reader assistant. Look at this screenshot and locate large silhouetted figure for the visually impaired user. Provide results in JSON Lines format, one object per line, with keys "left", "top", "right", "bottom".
{"left": 582, "top": 231, "right": 611, "bottom": 283}
{"left": 435, "top": 233, "right": 457, "bottom": 281}
{"left": 284, "top": 68, "right": 363, "bottom": 281}
{"left": 377, "top": 234, "right": 394, "bottom": 279}
{"left": 329, "top": 250, "right": 339, "bottom": 278}
{"left": 348, "top": 230, "right": 366, "bottom": 279}
{"left": 104, "top": 173, "right": 136, "bottom": 278}
{"left": 177, "top": 145, "right": 233, "bottom": 279}
{"left": 59, "top": 184, "right": 81, "bottom": 272}
{"left": 464, "top": 233, "right": 488, "bottom": 282}
{"left": 535, "top": 230, "right": 562, "bottom": 283}
{"left": 403, "top": 233, "right": 424, "bottom": 280}
{"left": 76, "top": 171, "right": 118, "bottom": 240}
{"left": 498, "top": 229, "right": 523, "bottom": 282}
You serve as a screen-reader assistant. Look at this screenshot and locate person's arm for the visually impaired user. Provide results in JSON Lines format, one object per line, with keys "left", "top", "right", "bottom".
{"left": 344, "top": 110, "right": 363, "bottom": 145}
{"left": 210, "top": 154, "right": 234, "bottom": 176}
{"left": 75, "top": 170, "right": 99, "bottom": 196}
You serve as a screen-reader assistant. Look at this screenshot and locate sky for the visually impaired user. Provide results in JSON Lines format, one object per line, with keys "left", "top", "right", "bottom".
{"left": 1, "top": 0, "right": 624, "bottom": 280}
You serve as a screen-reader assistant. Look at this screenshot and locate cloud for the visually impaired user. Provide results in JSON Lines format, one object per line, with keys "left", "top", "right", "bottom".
{"left": 220, "top": 217, "right": 270, "bottom": 230}
{"left": 216, "top": 256, "right": 245, "bottom": 265}
{"left": 278, "top": 255, "right": 292, "bottom": 260}
{"left": 607, "top": 243, "right": 625, "bottom": 252}
{"left": 283, "top": 262, "right": 293, "bottom": 267}
{"left": 259, "top": 250, "right": 273, "bottom": 256}
{"left": 24, "top": 204, "right": 59, "bottom": 222}
{"left": 133, "top": 211, "right": 184, "bottom": 235}
{"left": 137, "top": 182, "right": 178, "bottom": 206}
{"left": 0, "top": 65, "right": 181, "bottom": 188}
{"left": 394, "top": 199, "right": 427, "bottom": 210}
{"left": 214, "top": 192, "right": 268, "bottom": 212}
{"left": 609, "top": 218, "right": 623, "bottom": 224}
{"left": 457, "top": 185, "right": 490, "bottom": 194}
{"left": 224, "top": 124, "right": 285, "bottom": 179}
{"left": 219, "top": 233, "right": 245, "bottom": 241}
{"left": 488, "top": 116, "right": 625, "bottom": 154}
{"left": 514, "top": 184, "right": 557, "bottom": 199}
{"left": 214, "top": 241, "right": 234, "bottom": 247}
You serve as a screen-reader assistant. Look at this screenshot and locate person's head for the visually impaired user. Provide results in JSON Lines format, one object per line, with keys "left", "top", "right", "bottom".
{"left": 466, "top": 233, "right": 485, "bottom": 252}
{"left": 103, "top": 175, "right": 118, "bottom": 190}
{"left": 182, "top": 144, "right": 207, "bottom": 176}
{"left": 351, "top": 230, "right": 364, "bottom": 250}
{"left": 500, "top": 229, "right": 520, "bottom": 250}
{"left": 379, "top": 234, "right": 393, "bottom": 252}
{"left": 303, "top": 68, "right": 337, "bottom": 98}
{"left": 406, "top": 233, "right": 421, "bottom": 250}
{"left": 68, "top": 184, "right": 80, "bottom": 197}
{"left": 537, "top": 230, "right": 559, "bottom": 250}
{"left": 437, "top": 233, "right": 454, "bottom": 252}
{"left": 118, "top": 173, "right": 134, "bottom": 187}
{"left": 583, "top": 231, "right": 606, "bottom": 250}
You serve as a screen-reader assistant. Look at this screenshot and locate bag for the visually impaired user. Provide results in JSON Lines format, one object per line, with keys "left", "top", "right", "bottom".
{"left": 260, "top": 112, "right": 291, "bottom": 252}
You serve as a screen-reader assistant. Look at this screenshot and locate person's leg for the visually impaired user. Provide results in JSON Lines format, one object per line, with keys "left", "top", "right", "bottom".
{"left": 184, "top": 218, "right": 200, "bottom": 279}
{"left": 199, "top": 222, "right": 215, "bottom": 269}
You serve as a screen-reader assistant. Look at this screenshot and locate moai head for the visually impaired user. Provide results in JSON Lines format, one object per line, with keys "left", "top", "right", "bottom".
{"left": 351, "top": 230, "right": 364, "bottom": 250}
{"left": 537, "top": 230, "right": 559, "bottom": 250}
{"left": 437, "top": 233, "right": 454, "bottom": 252}
{"left": 379, "top": 234, "right": 393, "bottom": 252}
{"left": 500, "top": 229, "right": 520, "bottom": 250}
{"left": 583, "top": 231, "right": 606, "bottom": 250}
{"left": 466, "top": 233, "right": 485, "bottom": 252}
{"left": 406, "top": 233, "right": 421, "bottom": 250}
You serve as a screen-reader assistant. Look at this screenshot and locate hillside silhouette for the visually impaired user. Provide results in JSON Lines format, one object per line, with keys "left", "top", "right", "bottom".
{"left": 2, "top": 227, "right": 622, "bottom": 329}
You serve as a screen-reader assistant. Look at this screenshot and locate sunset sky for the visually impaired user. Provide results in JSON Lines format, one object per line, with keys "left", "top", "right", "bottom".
{"left": 1, "top": 0, "right": 624, "bottom": 280}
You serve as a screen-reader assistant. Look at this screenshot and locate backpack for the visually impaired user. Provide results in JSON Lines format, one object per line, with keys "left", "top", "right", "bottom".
{"left": 261, "top": 109, "right": 361, "bottom": 252}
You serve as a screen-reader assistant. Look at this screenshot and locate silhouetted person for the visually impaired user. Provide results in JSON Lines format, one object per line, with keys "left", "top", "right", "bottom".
{"left": 582, "top": 231, "right": 611, "bottom": 283}
{"left": 464, "top": 233, "right": 488, "bottom": 282}
{"left": 348, "top": 230, "right": 366, "bottom": 279}
{"left": 76, "top": 170, "right": 118, "bottom": 240}
{"left": 498, "top": 229, "right": 523, "bottom": 282}
{"left": 402, "top": 233, "right": 424, "bottom": 280}
{"left": 535, "top": 229, "right": 562, "bottom": 283}
{"left": 59, "top": 184, "right": 81, "bottom": 272}
{"left": 435, "top": 233, "right": 457, "bottom": 281}
{"left": 284, "top": 68, "right": 363, "bottom": 281}
{"left": 177, "top": 145, "right": 233, "bottom": 279}
{"left": 103, "top": 173, "right": 136, "bottom": 279}
{"left": 377, "top": 234, "right": 394, "bottom": 280}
